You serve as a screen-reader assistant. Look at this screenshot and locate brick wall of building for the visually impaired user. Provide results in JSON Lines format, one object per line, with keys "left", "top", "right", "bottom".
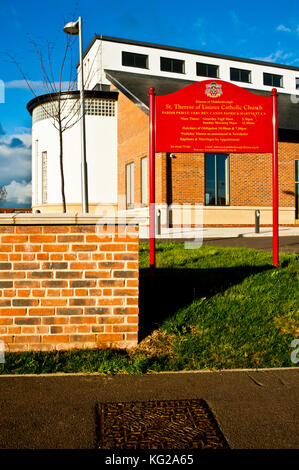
{"left": 116, "top": 89, "right": 170, "bottom": 209}
{"left": 230, "top": 153, "right": 272, "bottom": 206}
{"left": 278, "top": 142, "right": 299, "bottom": 208}
{"left": 117, "top": 89, "right": 149, "bottom": 210}
{"left": 167, "top": 153, "right": 204, "bottom": 205}
{"left": 0, "top": 221, "right": 139, "bottom": 352}
{"left": 167, "top": 145, "right": 298, "bottom": 208}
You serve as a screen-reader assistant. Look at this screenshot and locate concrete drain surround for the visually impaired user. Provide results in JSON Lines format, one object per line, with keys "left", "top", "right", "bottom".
{"left": 97, "top": 399, "right": 229, "bottom": 449}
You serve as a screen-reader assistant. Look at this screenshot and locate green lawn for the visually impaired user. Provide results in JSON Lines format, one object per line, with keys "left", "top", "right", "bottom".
{"left": 1, "top": 242, "right": 298, "bottom": 374}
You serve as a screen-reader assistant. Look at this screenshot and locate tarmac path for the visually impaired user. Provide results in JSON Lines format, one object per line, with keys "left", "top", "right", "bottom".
{"left": 140, "top": 235, "right": 299, "bottom": 253}
{"left": 0, "top": 369, "right": 298, "bottom": 449}
{"left": 203, "top": 236, "right": 299, "bottom": 253}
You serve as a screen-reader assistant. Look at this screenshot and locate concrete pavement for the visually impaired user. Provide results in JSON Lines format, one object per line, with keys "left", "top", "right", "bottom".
{"left": 140, "top": 226, "right": 299, "bottom": 253}
{"left": 0, "top": 368, "right": 298, "bottom": 449}
{"left": 203, "top": 235, "right": 299, "bottom": 253}
{"left": 140, "top": 225, "right": 299, "bottom": 240}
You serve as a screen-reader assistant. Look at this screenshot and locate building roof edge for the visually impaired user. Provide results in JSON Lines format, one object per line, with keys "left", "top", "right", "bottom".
{"left": 26, "top": 89, "right": 118, "bottom": 115}
{"left": 83, "top": 34, "right": 299, "bottom": 72}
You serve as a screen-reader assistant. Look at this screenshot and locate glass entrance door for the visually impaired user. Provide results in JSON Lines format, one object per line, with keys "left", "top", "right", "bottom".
{"left": 205, "top": 153, "right": 230, "bottom": 206}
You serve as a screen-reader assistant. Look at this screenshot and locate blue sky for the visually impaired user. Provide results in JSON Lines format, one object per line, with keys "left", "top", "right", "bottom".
{"left": 0, "top": 0, "right": 299, "bottom": 207}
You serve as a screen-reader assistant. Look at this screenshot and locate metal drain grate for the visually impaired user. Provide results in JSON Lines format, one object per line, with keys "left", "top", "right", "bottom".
{"left": 97, "top": 399, "right": 229, "bottom": 449}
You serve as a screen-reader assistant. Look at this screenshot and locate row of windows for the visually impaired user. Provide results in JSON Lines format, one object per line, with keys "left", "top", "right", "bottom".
{"left": 33, "top": 99, "right": 115, "bottom": 124}
{"left": 126, "top": 156, "right": 299, "bottom": 213}
{"left": 125, "top": 154, "right": 230, "bottom": 208}
{"left": 33, "top": 149, "right": 299, "bottom": 218}
{"left": 122, "top": 51, "right": 299, "bottom": 88}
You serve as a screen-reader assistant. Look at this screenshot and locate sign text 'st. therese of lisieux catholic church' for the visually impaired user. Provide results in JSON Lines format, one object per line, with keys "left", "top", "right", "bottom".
{"left": 155, "top": 80, "right": 273, "bottom": 154}
{"left": 149, "top": 80, "right": 278, "bottom": 269}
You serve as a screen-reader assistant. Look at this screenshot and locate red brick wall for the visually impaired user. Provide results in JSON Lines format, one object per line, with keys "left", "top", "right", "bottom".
{"left": 278, "top": 142, "right": 299, "bottom": 208}
{"left": 157, "top": 148, "right": 298, "bottom": 210}
{"left": 117, "top": 89, "right": 149, "bottom": 210}
{"left": 167, "top": 146, "right": 298, "bottom": 207}
{"left": 230, "top": 144, "right": 298, "bottom": 207}
{"left": 230, "top": 153, "right": 272, "bottom": 206}
{"left": 167, "top": 153, "right": 204, "bottom": 205}
{"left": 0, "top": 223, "right": 139, "bottom": 352}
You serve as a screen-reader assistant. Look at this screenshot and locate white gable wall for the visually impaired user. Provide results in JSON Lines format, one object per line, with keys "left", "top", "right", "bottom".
{"left": 82, "top": 37, "right": 299, "bottom": 96}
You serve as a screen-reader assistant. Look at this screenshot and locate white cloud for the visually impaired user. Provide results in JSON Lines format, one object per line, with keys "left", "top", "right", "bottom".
{"left": 253, "top": 49, "right": 293, "bottom": 63}
{"left": 0, "top": 132, "right": 31, "bottom": 186}
{"left": 14, "top": 127, "right": 32, "bottom": 134}
{"left": 1, "top": 132, "right": 32, "bottom": 148}
{"left": 5, "top": 180, "right": 32, "bottom": 204}
{"left": 5, "top": 80, "right": 45, "bottom": 89}
{"left": 277, "top": 24, "right": 291, "bottom": 33}
{"left": 4, "top": 80, "right": 75, "bottom": 92}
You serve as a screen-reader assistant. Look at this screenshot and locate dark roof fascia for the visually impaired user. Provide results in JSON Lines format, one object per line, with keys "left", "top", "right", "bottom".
{"left": 84, "top": 34, "right": 299, "bottom": 73}
{"left": 104, "top": 69, "right": 299, "bottom": 132}
{"left": 27, "top": 89, "right": 118, "bottom": 115}
{"left": 105, "top": 69, "right": 273, "bottom": 114}
{"left": 278, "top": 129, "right": 299, "bottom": 142}
{"left": 104, "top": 70, "right": 149, "bottom": 114}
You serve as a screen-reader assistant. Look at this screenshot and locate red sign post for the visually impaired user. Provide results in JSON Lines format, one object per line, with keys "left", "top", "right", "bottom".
{"left": 272, "top": 88, "right": 279, "bottom": 267}
{"left": 149, "top": 86, "right": 156, "bottom": 270}
{"left": 148, "top": 80, "right": 279, "bottom": 269}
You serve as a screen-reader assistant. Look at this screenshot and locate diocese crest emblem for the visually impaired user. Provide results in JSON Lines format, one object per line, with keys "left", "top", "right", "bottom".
{"left": 205, "top": 82, "right": 223, "bottom": 98}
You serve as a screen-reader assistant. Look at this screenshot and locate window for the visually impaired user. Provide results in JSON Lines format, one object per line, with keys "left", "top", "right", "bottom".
{"left": 160, "top": 57, "right": 184, "bottom": 74}
{"left": 205, "top": 154, "right": 230, "bottom": 206}
{"left": 296, "top": 160, "right": 299, "bottom": 219}
{"left": 230, "top": 67, "right": 251, "bottom": 83}
{"left": 141, "top": 157, "right": 148, "bottom": 206}
{"left": 126, "top": 162, "right": 134, "bottom": 209}
{"left": 85, "top": 99, "right": 115, "bottom": 117}
{"left": 122, "top": 51, "right": 148, "bottom": 69}
{"left": 42, "top": 151, "right": 47, "bottom": 204}
{"left": 197, "top": 62, "right": 219, "bottom": 78}
{"left": 33, "top": 99, "right": 115, "bottom": 124}
{"left": 296, "top": 78, "right": 299, "bottom": 90}
{"left": 35, "top": 140, "right": 39, "bottom": 204}
{"left": 263, "top": 73, "right": 283, "bottom": 87}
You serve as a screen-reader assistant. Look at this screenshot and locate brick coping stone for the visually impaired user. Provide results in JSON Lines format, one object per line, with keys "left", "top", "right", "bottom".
{"left": 0, "top": 214, "right": 147, "bottom": 225}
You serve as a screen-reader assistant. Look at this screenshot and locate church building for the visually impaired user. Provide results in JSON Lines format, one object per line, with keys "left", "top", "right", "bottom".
{"left": 27, "top": 35, "right": 299, "bottom": 226}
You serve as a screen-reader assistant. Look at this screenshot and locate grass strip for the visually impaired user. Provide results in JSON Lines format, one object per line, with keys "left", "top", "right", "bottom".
{"left": 1, "top": 243, "right": 298, "bottom": 374}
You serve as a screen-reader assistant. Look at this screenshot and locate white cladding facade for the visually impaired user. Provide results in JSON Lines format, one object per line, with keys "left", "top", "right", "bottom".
{"left": 30, "top": 94, "right": 118, "bottom": 213}
{"left": 82, "top": 36, "right": 299, "bottom": 95}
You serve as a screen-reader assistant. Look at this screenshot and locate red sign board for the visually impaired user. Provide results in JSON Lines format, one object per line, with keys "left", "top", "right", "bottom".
{"left": 155, "top": 80, "right": 273, "bottom": 153}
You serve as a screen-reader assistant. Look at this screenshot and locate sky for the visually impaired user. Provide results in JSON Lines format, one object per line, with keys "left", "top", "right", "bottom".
{"left": 0, "top": 0, "right": 299, "bottom": 207}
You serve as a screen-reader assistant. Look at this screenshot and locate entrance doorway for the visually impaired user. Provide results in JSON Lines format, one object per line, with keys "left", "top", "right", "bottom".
{"left": 205, "top": 153, "right": 230, "bottom": 206}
